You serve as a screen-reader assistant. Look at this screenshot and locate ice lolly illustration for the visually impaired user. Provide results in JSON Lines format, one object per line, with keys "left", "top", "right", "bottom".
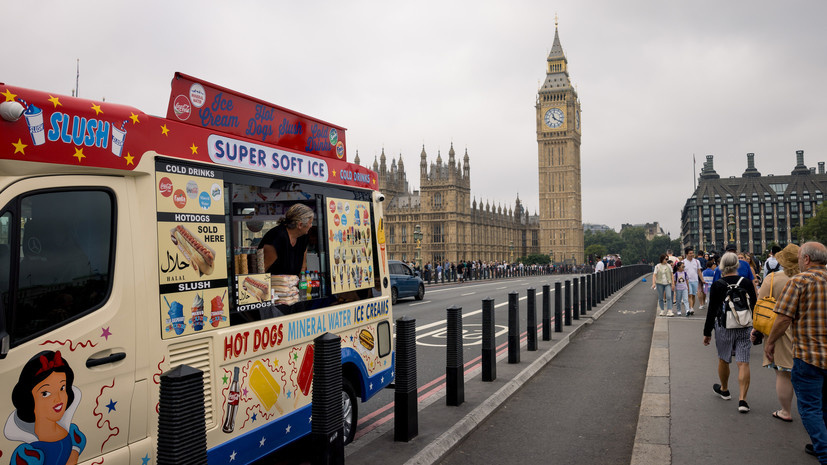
{"left": 210, "top": 294, "right": 226, "bottom": 327}
{"left": 249, "top": 360, "right": 284, "bottom": 414}
{"left": 294, "top": 344, "right": 315, "bottom": 408}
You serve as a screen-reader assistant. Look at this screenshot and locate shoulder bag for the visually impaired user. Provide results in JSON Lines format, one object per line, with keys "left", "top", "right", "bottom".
{"left": 753, "top": 272, "right": 777, "bottom": 335}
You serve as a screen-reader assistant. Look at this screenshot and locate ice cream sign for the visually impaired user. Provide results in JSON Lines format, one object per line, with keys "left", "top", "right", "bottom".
{"left": 208, "top": 134, "right": 328, "bottom": 182}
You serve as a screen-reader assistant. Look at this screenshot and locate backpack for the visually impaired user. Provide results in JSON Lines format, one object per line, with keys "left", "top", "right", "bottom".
{"left": 718, "top": 277, "right": 753, "bottom": 329}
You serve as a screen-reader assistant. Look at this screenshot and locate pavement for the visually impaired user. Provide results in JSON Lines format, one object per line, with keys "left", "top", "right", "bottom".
{"left": 341, "top": 274, "right": 817, "bottom": 465}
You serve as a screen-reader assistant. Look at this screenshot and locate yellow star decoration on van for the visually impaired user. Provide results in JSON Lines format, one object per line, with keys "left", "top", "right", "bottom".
{"left": 331, "top": 169, "right": 336, "bottom": 177}
{"left": 160, "top": 124, "right": 170, "bottom": 136}
{"left": 91, "top": 103, "right": 103, "bottom": 115}
{"left": 48, "top": 95, "right": 62, "bottom": 108}
{"left": 73, "top": 147, "right": 86, "bottom": 162}
{"left": 12, "top": 139, "right": 27, "bottom": 155}
{"left": 129, "top": 112, "right": 140, "bottom": 124}
{"left": 190, "top": 143, "right": 198, "bottom": 154}
{"left": 124, "top": 152, "right": 135, "bottom": 165}
{"left": 2, "top": 89, "right": 16, "bottom": 102}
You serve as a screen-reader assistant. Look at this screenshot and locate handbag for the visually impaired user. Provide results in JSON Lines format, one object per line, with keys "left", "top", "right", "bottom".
{"left": 724, "top": 277, "right": 753, "bottom": 329}
{"left": 753, "top": 272, "right": 778, "bottom": 335}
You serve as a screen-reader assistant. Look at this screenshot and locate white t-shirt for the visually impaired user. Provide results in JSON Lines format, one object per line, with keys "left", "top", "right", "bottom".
{"left": 683, "top": 258, "right": 701, "bottom": 282}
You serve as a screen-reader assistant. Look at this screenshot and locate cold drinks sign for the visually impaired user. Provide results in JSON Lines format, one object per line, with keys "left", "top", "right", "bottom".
{"left": 167, "top": 73, "right": 347, "bottom": 161}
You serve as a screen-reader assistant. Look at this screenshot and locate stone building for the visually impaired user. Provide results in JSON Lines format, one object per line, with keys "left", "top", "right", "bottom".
{"left": 621, "top": 222, "right": 668, "bottom": 241}
{"left": 681, "top": 151, "right": 827, "bottom": 254}
{"left": 537, "top": 23, "right": 584, "bottom": 264}
{"left": 355, "top": 145, "right": 540, "bottom": 266}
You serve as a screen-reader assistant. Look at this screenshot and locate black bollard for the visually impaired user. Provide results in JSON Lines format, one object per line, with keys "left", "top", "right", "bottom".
{"left": 580, "top": 276, "right": 587, "bottom": 315}
{"left": 311, "top": 333, "right": 344, "bottom": 465}
{"left": 542, "top": 284, "right": 551, "bottom": 341}
{"left": 527, "top": 288, "right": 537, "bottom": 351}
{"left": 508, "top": 292, "right": 520, "bottom": 363}
{"left": 586, "top": 274, "right": 592, "bottom": 311}
{"left": 554, "top": 281, "right": 562, "bottom": 332}
{"left": 446, "top": 306, "right": 464, "bottom": 406}
{"left": 572, "top": 277, "right": 580, "bottom": 321}
{"left": 394, "top": 317, "right": 418, "bottom": 442}
{"left": 482, "top": 298, "right": 496, "bottom": 382}
{"left": 564, "top": 280, "right": 572, "bottom": 326}
{"left": 158, "top": 365, "right": 207, "bottom": 465}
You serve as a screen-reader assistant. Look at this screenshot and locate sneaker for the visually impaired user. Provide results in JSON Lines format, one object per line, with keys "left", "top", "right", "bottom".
{"left": 699, "top": 305, "right": 705, "bottom": 309}
{"left": 659, "top": 311, "right": 665, "bottom": 316}
{"left": 738, "top": 400, "right": 750, "bottom": 413}
{"left": 806, "top": 444, "right": 816, "bottom": 456}
{"left": 667, "top": 311, "right": 675, "bottom": 317}
{"left": 676, "top": 312, "right": 682, "bottom": 316}
{"left": 713, "top": 384, "right": 731, "bottom": 400}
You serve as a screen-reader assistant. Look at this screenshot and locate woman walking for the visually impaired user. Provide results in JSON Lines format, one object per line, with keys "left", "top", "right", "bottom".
{"left": 754, "top": 244, "right": 800, "bottom": 422}
{"left": 652, "top": 254, "right": 676, "bottom": 317}
{"left": 703, "top": 252, "right": 758, "bottom": 413}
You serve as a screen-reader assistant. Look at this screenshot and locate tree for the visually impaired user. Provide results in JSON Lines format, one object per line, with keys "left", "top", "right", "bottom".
{"left": 794, "top": 203, "right": 827, "bottom": 244}
{"left": 620, "top": 227, "right": 647, "bottom": 264}
{"left": 585, "top": 244, "right": 607, "bottom": 264}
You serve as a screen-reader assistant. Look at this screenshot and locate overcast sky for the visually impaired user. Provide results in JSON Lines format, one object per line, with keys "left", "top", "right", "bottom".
{"left": 4, "top": 1, "right": 826, "bottom": 238}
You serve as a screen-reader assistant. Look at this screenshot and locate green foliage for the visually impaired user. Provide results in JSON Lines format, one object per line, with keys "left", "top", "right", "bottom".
{"left": 516, "top": 253, "right": 552, "bottom": 265}
{"left": 584, "top": 228, "right": 683, "bottom": 264}
{"left": 585, "top": 244, "right": 607, "bottom": 263}
{"left": 794, "top": 203, "right": 827, "bottom": 244}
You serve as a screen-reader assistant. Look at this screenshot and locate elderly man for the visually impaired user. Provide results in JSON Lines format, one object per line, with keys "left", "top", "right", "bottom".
{"left": 765, "top": 242, "right": 827, "bottom": 460}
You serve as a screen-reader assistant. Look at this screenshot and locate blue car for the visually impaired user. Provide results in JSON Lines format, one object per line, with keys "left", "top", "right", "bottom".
{"left": 389, "top": 260, "right": 425, "bottom": 304}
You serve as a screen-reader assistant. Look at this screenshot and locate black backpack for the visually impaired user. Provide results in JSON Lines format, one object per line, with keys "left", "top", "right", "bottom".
{"left": 717, "top": 277, "right": 751, "bottom": 325}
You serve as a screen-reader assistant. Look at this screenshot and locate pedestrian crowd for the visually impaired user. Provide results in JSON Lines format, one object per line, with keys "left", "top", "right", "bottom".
{"left": 655, "top": 241, "right": 827, "bottom": 462}
{"left": 411, "top": 260, "right": 593, "bottom": 284}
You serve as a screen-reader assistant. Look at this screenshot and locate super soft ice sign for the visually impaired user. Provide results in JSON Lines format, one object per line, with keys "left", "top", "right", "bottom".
{"left": 167, "top": 73, "right": 346, "bottom": 161}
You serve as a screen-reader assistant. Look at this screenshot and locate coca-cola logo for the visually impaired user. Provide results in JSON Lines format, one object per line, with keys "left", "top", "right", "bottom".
{"left": 173, "top": 95, "right": 191, "bottom": 120}
{"left": 227, "top": 391, "right": 240, "bottom": 405}
{"left": 173, "top": 189, "right": 187, "bottom": 209}
{"left": 159, "top": 177, "right": 173, "bottom": 197}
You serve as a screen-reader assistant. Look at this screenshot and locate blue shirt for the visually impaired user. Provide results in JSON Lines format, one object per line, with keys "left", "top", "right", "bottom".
{"left": 712, "top": 259, "right": 755, "bottom": 283}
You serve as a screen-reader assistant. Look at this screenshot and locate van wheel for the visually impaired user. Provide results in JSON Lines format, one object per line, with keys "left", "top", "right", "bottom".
{"left": 415, "top": 284, "right": 425, "bottom": 300}
{"left": 342, "top": 379, "right": 358, "bottom": 445}
{"left": 391, "top": 287, "right": 398, "bottom": 305}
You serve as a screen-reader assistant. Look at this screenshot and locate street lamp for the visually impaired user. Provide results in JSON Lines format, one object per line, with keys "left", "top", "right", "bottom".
{"left": 413, "top": 224, "right": 423, "bottom": 272}
{"left": 509, "top": 240, "right": 514, "bottom": 263}
{"left": 727, "top": 212, "right": 736, "bottom": 243}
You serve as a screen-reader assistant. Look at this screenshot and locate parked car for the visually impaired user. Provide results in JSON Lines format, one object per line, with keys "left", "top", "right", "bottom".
{"left": 389, "top": 260, "right": 425, "bottom": 304}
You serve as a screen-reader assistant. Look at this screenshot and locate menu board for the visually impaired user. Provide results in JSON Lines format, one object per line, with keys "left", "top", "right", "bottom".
{"left": 327, "top": 198, "right": 374, "bottom": 293}
{"left": 156, "top": 160, "right": 230, "bottom": 338}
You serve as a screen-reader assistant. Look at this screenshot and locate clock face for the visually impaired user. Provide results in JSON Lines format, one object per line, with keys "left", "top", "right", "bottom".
{"left": 544, "top": 108, "right": 564, "bottom": 129}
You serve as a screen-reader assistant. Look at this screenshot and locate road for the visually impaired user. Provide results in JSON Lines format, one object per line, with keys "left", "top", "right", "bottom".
{"left": 352, "top": 273, "right": 589, "bottom": 443}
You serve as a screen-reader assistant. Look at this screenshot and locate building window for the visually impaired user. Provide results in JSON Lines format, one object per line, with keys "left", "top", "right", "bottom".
{"left": 432, "top": 224, "right": 444, "bottom": 243}
{"left": 401, "top": 225, "right": 407, "bottom": 243}
{"left": 389, "top": 226, "right": 395, "bottom": 245}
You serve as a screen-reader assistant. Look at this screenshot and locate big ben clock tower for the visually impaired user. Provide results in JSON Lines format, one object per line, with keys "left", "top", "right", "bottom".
{"left": 537, "top": 21, "right": 583, "bottom": 264}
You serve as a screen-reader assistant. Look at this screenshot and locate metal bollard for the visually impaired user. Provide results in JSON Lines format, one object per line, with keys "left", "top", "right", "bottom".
{"left": 572, "top": 277, "right": 580, "bottom": 321}
{"left": 508, "top": 291, "right": 520, "bottom": 363}
{"left": 446, "top": 306, "right": 464, "bottom": 406}
{"left": 580, "top": 276, "right": 587, "bottom": 315}
{"left": 564, "top": 280, "right": 572, "bottom": 326}
{"left": 554, "top": 281, "right": 562, "bottom": 332}
{"left": 158, "top": 365, "right": 207, "bottom": 465}
{"left": 482, "top": 298, "right": 496, "bottom": 382}
{"left": 394, "top": 317, "right": 418, "bottom": 442}
{"left": 587, "top": 274, "right": 593, "bottom": 311}
{"left": 311, "top": 333, "right": 344, "bottom": 465}
{"left": 542, "top": 284, "right": 551, "bottom": 341}
{"left": 527, "top": 288, "right": 537, "bottom": 351}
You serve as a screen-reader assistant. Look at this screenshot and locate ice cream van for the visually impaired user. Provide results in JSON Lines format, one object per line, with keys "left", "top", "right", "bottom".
{"left": 0, "top": 73, "right": 394, "bottom": 464}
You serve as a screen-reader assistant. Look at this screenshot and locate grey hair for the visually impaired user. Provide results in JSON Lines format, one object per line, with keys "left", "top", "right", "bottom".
{"left": 720, "top": 252, "right": 739, "bottom": 275}
{"left": 278, "top": 203, "right": 314, "bottom": 229}
{"left": 801, "top": 241, "right": 827, "bottom": 265}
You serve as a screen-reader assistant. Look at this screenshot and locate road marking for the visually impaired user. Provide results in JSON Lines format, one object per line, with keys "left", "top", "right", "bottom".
{"left": 409, "top": 301, "right": 432, "bottom": 306}
{"left": 496, "top": 286, "right": 508, "bottom": 290}
{"left": 416, "top": 324, "right": 509, "bottom": 347}
{"left": 619, "top": 309, "right": 646, "bottom": 314}
{"left": 461, "top": 292, "right": 475, "bottom": 296}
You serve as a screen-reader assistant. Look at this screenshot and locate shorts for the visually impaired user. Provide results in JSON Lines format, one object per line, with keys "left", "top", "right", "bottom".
{"left": 687, "top": 281, "right": 698, "bottom": 295}
{"left": 714, "top": 320, "right": 751, "bottom": 363}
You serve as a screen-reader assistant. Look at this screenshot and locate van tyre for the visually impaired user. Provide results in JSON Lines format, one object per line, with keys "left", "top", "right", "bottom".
{"left": 342, "top": 379, "right": 358, "bottom": 445}
{"left": 415, "top": 284, "right": 425, "bottom": 300}
{"left": 391, "top": 287, "right": 398, "bottom": 305}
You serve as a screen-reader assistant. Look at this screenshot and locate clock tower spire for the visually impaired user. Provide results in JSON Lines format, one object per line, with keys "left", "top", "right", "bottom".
{"left": 537, "top": 22, "right": 583, "bottom": 264}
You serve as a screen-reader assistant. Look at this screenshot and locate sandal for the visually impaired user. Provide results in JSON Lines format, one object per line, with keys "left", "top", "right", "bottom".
{"left": 772, "top": 410, "right": 793, "bottom": 422}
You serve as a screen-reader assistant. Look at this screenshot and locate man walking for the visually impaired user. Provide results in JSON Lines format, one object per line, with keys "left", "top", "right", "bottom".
{"left": 765, "top": 241, "right": 827, "bottom": 461}
{"left": 764, "top": 244, "right": 783, "bottom": 279}
{"left": 683, "top": 246, "right": 704, "bottom": 315}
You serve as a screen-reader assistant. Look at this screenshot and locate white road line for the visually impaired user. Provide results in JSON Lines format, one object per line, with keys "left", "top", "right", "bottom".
{"left": 409, "top": 301, "right": 432, "bottom": 306}
{"left": 461, "top": 292, "right": 475, "bottom": 296}
{"left": 414, "top": 295, "right": 526, "bottom": 332}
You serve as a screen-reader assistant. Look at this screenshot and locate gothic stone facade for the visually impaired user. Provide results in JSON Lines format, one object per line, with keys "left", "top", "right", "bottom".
{"left": 357, "top": 145, "right": 540, "bottom": 266}
{"left": 537, "top": 25, "right": 584, "bottom": 264}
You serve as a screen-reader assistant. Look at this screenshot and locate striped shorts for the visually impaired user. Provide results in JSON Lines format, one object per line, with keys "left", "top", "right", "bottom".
{"left": 714, "top": 320, "right": 752, "bottom": 363}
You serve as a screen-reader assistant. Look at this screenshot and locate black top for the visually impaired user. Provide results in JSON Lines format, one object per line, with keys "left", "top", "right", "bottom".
{"left": 258, "top": 224, "right": 308, "bottom": 276}
{"left": 703, "top": 275, "right": 757, "bottom": 337}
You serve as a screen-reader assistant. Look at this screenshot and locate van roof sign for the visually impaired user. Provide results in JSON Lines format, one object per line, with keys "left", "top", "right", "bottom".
{"left": 166, "top": 73, "right": 347, "bottom": 162}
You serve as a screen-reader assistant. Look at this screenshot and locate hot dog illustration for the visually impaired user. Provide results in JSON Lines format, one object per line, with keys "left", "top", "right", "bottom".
{"left": 242, "top": 277, "right": 268, "bottom": 302}
{"left": 170, "top": 224, "right": 216, "bottom": 276}
{"left": 248, "top": 360, "right": 284, "bottom": 414}
{"left": 359, "top": 329, "right": 375, "bottom": 351}
{"left": 294, "top": 344, "right": 314, "bottom": 408}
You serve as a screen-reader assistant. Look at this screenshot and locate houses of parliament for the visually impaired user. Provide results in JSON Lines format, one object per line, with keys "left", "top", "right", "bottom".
{"left": 358, "top": 24, "right": 584, "bottom": 265}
